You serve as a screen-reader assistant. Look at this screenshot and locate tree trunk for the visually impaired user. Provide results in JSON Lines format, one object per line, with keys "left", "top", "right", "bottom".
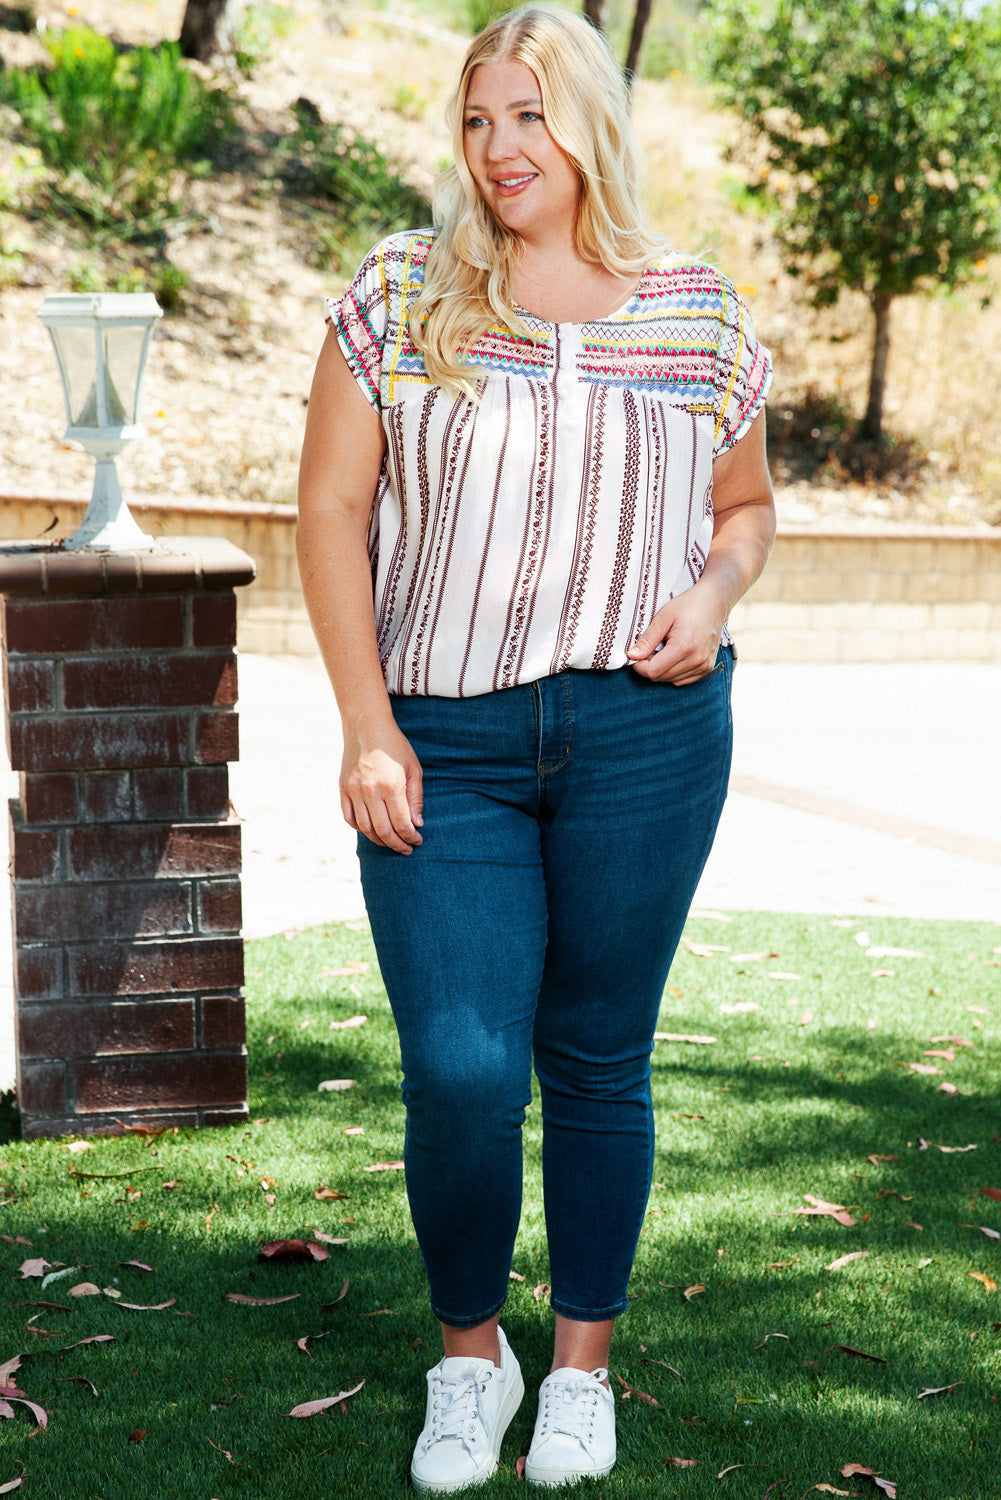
{"left": 862, "top": 289, "right": 893, "bottom": 442}
{"left": 583, "top": 0, "right": 606, "bottom": 32}
{"left": 624, "top": 0, "right": 654, "bottom": 92}
{"left": 179, "top": 0, "right": 243, "bottom": 62}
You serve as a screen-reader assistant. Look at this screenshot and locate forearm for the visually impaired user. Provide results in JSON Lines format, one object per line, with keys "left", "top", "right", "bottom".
{"left": 295, "top": 503, "right": 395, "bottom": 733}
{"left": 698, "top": 497, "right": 776, "bottom": 620}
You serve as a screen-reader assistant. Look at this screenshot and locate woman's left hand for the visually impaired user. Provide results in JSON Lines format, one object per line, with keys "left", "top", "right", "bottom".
{"left": 625, "top": 583, "right": 726, "bottom": 686}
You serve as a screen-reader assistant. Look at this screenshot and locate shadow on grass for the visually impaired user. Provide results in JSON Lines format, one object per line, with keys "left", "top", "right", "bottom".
{"left": 0, "top": 913, "right": 997, "bottom": 1497}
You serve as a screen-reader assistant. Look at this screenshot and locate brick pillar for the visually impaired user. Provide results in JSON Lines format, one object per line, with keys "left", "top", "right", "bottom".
{"left": 0, "top": 537, "right": 256, "bottom": 1139}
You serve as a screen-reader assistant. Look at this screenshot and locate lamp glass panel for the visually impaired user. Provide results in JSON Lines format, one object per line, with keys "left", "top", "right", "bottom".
{"left": 101, "top": 325, "right": 148, "bottom": 426}
{"left": 53, "top": 325, "right": 100, "bottom": 429}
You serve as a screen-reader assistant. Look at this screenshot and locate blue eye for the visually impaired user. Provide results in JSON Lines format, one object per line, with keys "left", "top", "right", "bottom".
{"left": 464, "top": 115, "right": 487, "bottom": 129}
{"left": 520, "top": 110, "right": 544, "bottom": 123}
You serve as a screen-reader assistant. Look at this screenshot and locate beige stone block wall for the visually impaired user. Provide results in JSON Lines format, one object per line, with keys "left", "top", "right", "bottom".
{"left": 2, "top": 493, "right": 999, "bottom": 663}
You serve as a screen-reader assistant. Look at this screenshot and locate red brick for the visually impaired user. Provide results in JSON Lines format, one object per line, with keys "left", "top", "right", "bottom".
{"left": 3, "top": 597, "right": 185, "bottom": 655}
{"left": 4, "top": 659, "right": 56, "bottom": 713}
{"left": 74, "top": 1051, "right": 247, "bottom": 1113}
{"left": 20, "top": 772, "right": 79, "bottom": 825}
{"left": 186, "top": 766, "right": 230, "bottom": 819}
{"left": 133, "top": 769, "right": 184, "bottom": 822}
{"left": 15, "top": 946, "right": 64, "bottom": 1001}
{"left": 80, "top": 772, "right": 132, "bottom": 823}
{"left": 197, "top": 879, "right": 242, "bottom": 934}
{"left": 67, "top": 822, "right": 240, "bottom": 881}
{"left": 10, "top": 823, "right": 61, "bottom": 882}
{"left": 192, "top": 593, "right": 238, "bottom": 649}
{"left": 193, "top": 711, "right": 239, "bottom": 765}
{"left": 16, "top": 882, "right": 193, "bottom": 943}
{"left": 10, "top": 712, "right": 189, "bottom": 772}
{"left": 68, "top": 937, "right": 244, "bottom": 997}
{"left": 16, "top": 1060, "right": 68, "bottom": 1117}
{"left": 17, "top": 999, "right": 195, "bottom": 1058}
{"left": 201, "top": 995, "right": 246, "bottom": 1048}
{"left": 63, "top": 653, "right": 237, "bottom": 711}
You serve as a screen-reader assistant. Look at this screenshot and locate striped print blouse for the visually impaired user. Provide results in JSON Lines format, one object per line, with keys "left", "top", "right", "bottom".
{"left": 329, "top": 230, "right": 772, "bottom": 699}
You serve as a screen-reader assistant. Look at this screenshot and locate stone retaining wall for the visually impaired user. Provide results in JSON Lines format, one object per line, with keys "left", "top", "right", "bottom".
{"left": 2, "top": 491, "right": 998, "bottom": 662}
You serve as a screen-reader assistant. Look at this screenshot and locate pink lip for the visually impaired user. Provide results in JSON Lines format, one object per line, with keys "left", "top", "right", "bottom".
{"left": 493, "top": 173, "right": 537, "bottom": 196}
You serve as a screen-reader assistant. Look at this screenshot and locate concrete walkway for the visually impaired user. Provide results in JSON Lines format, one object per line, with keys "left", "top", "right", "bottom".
{"left": 2, "top": 657, "right": 999, "bottom": 1090}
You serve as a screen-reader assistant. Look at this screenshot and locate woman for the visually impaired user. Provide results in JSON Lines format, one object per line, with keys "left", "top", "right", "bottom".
{"left": 297, "top": 5, "right": 774, "bottom": 1490}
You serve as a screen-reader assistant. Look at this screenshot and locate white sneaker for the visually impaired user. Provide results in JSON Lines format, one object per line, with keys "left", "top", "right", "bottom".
{"left": 410, "top": 1327, "right": 525, "bottom": 1494}
{"left": 524, "top": 1366, "right": 616, "bottom": 1487}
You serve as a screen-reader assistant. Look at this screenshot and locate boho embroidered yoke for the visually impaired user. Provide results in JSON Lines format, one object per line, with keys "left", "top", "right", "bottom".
{"left": 331, "top": 230, "right": 772, "bottom": 699}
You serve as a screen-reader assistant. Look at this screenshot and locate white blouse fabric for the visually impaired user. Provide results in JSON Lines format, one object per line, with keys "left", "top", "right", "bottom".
{"left": 329, "top": 230, "right": 772, "bottom": 699}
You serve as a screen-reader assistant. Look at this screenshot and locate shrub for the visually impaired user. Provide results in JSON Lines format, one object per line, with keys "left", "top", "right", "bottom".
{"left": 0, "top": 25, "right": 230, "bottom": 234}
{"left": 289, "top": 99, "right": 429, "bottom": 246}
{"left": 234, "top": 2, "right": 296, "bottom": 76}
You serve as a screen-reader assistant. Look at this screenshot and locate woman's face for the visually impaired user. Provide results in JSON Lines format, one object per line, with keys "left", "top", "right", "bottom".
{"left": 461, "top": 59, "right": 580, "bottom": 243}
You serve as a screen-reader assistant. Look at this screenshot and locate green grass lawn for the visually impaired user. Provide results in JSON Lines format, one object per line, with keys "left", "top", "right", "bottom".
{"left": 0, "top": 910, "right": 998, "bottom": 1499}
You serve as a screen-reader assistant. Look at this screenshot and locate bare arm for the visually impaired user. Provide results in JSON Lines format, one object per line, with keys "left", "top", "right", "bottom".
{"left": 626, "top": 407, "right": 776, "bottom": 684}
{"left": 296, "top": 327, "right": 423, "bottom": 853}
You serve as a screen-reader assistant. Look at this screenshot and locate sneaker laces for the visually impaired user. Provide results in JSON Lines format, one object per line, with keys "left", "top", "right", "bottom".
{"left": 425, "top": 1363, "right": 494, "bottom": 1451}
{"left": 538, "top": 1368, "right": 608, "bottom": 1448}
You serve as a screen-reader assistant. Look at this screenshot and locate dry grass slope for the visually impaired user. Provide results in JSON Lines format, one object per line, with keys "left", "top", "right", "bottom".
{"left": 0, "top": 0, "right": 998, "bottom": 529}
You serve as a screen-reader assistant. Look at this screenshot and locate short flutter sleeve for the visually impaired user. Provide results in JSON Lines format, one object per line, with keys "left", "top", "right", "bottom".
{"left": 328, "top": 241, "right": 391, "bottom": 412}
{"left": 712, "top": 276, "right": 772, "bottom": 455}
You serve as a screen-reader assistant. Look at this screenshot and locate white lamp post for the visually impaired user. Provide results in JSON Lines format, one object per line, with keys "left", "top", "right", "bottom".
{"left": 39, "top": 292, "right": 163, "bottom": 552}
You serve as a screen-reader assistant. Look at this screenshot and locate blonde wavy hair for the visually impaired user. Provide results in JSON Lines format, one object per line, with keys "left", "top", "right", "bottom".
{"left": 409, "top": 3, "right": 666, "bottom": 398}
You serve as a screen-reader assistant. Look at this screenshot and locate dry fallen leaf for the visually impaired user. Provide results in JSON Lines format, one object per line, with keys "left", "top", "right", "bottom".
{"left": 258, "top": 1239, "right": 329, "bottom": 1263}
{"left": 754, "top": 1332, "right": 789, "bottom": 1348}
{"left": 0, "top": 1477, "right": 24, "bottom": 1493}
{"left": 17, "top": 1260, "right": 51, "bottom": 1281}
{"left": 826, "top": 1345, "right": 886, "bottom": 1364}
{"left": 653, "top": 1032, "right": 717, "bottom": 1045}
{"left": 342, "top": 1126, "right": 365, "bottom": 1136}
{"left": 55, "top": 1375, "right": 98, "bottom": 1397}
{"left": 924, "top": 1049, "right": 955, "bottom": 1062}
{"left": 968, "top": 1272, "right": 997, "bottom": 1292}
{"left": 363, "top": 1161, "right": 404, "bottom": 1173}
{"left": 532, "top": 1284, "right": 549, "bottom": 1302}
{"left": 786, "top": 1195, "right": 856, "bottom": 1228}
{"left": 917, "top": 1382, "right": 964, "bottom": 1399}
{"left": 319, "top": 962, "right": 370, "bottom": 978}
{"left": 0, "top": 1398, "right": 47, "bottom": 1429}
{"left": 683, "top": 1284, "right": 706, "bottom": 1300}
{"left": 113, "top": 1299, "right": 176, "bottom": 1312}
{"left": 0, "top": 1359, "right": 22, "bottom": 1388}
{"left": 808, "top": 1487, "right": 854, "bottom": 1496}
{"left": 317, "top": 1080, "right": 355, "bottom": 1093}
{"left": 60, "top": 1335, "right": 115, "bottom": 1351}
{"left": 682, "top": 939, "right": 728, "bottom": 958}
{"left": 866, "top": 1154, "right": 897, "bottom": 1166}
{"left": 937, "top": 1143, "right": 977, "bottom": 1153}
{"left": 957, "top": 1224, "right": 1001, "bottom": 1240}
{"left": 719, "top": 1001, "right": 760, "bottom": 1014}
{"left": 127, "top": 1429, "right": 146, "bottom": 1443}
{"left": 224, "top": 1293, "right": 301, "bottom": 1307}
{"left": 938, "top": 1082, "right": 960, "bottom": 1095}
{"left": 666, "top": 1457, "right": 699, "bottom": 1468}
{"left": 314, "top": 1187, "right": 348, "bottom": 1201}
{"left": 905, "top": 1063, "right": 942, "bottom": 1076}
{"left": 840, "top": 1462, "right": 896, "bottom": 1497}
{"left": 68, "top": 1283, "right": 102, "bottom": 1298}
{"left": 509, "top": 1270, "right": 525, "bottom": 1282}
{"left": 329, "top": 1015, "right": 367, "bottom": 1030}
{"left": 611, "top": 1371, "right": 660, "bottom": 1407}
{"left": 284, "top": 1381, "right": 364, "bottom": 1417}
{"left": 309, "top": 1231, "right": 348, "bottom": 1247}
{"left": 827, "top": 1252, "right": 869, "bottom": 1271}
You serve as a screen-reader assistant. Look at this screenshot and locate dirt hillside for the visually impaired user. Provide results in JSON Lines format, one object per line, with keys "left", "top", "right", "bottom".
{"left": 1, "top": 0, "right": 998, "bottom": 530}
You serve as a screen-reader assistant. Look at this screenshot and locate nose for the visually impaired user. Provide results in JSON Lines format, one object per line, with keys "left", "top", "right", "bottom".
{"left": 486, "top": 120, "right": 518, "bottom": 162}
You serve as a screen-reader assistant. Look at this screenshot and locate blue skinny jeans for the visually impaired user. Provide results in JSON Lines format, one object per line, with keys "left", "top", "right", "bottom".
{"left": 358, "top": 652, "right": 734, "bottom": 1328}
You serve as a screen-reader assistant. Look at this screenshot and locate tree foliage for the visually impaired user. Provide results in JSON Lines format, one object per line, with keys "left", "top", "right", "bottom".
{"left": 707, "top": 0, "right": 1001, "bottom": 438}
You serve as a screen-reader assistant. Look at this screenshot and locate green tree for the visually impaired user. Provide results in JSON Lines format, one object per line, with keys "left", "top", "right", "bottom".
{"left": 707, "top": 0, "right": 1001, "bottom": 440}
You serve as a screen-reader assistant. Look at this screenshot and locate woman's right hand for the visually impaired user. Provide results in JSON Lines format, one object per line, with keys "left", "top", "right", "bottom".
{"left": 340, "top": 720, "right": 424, "bottom": 854}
